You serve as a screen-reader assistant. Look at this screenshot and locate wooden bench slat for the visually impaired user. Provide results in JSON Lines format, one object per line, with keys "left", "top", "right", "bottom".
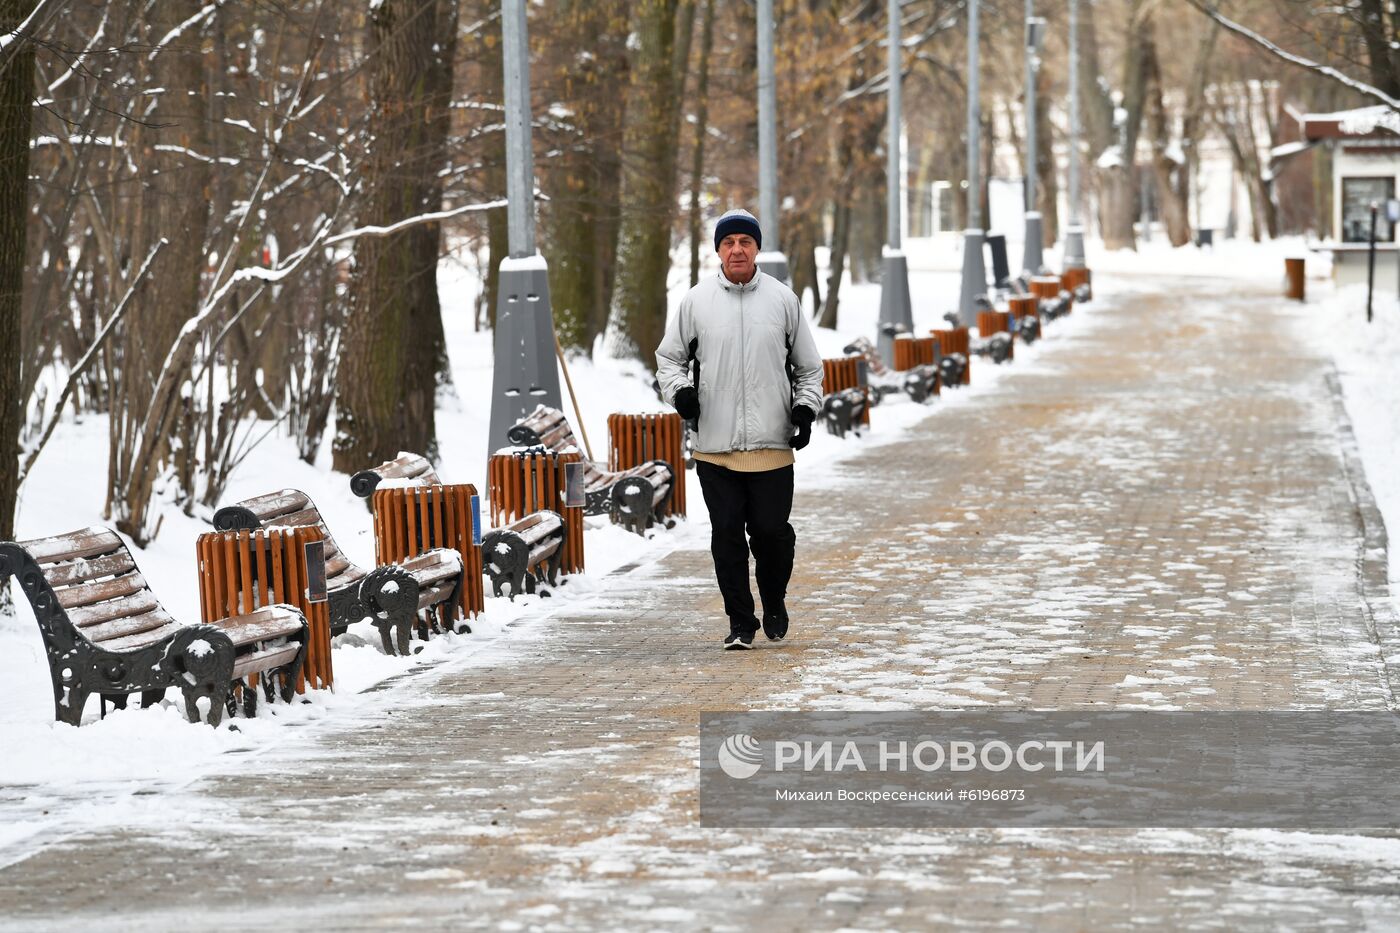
{"left": 231, "top": 642, "right": 302, "bottom": 680}
{"left": 236, "top": 489, "right": 312, "bottom": 520}
{"left": 84, "top": 607, "right": 176, "bottom": 644}
{"left": 55, "top": 572, "right": 148, "bottom": 610}
{"left": 69, "top": 591, "right": 163, "bottom": 628}
{"left": 19, "top": 526, "right": 125, "bottom": 565}
{"left": 43, "top": 551, "right": 137, "bottom": 588}
{"left": 216, "top": 606, "right": 305, "bottom": 646}
{"left": 415, "top": 582, "right": 456, "bottom": 611}
{"left": 267, "top": 508, "right": 324, "bottom": 529}
{"left": 94, "top": 617, "right": 183, "bottom": 652}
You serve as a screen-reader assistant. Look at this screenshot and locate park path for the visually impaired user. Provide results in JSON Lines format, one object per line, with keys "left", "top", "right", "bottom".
{"left": 3, "top": 278, "right": 1399, "bottom": 931}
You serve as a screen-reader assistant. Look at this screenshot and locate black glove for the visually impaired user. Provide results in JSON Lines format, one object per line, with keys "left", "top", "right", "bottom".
{"left": 674, "top": 386, "right": 700, "bottom": 421}
{"left": 789, "top": 405, "right": 816, "bottom": 450}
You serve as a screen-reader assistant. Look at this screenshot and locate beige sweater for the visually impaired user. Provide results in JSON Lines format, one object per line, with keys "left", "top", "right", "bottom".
{"left": 693, "top": 447, "right": 795, "bottom": 472}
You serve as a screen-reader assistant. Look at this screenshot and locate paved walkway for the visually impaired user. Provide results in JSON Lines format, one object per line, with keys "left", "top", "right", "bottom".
{"left": 3, "top": 278, "right": 1398, "bottom": 930}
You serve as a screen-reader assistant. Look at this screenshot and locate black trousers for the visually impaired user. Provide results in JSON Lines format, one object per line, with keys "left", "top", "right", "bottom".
{"left": 695, "top": 461, "right": 795, "bottom": 633}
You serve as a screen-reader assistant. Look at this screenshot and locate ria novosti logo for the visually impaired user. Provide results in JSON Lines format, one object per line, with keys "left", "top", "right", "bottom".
{"left": 715, "top": 735, "right": 1106, "bottom": 780}
{"left": 717, "top": 734, "right": 763, "bottom": 779}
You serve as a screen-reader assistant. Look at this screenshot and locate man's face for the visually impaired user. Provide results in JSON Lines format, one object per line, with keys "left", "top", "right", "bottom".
{"left": 718, "top": 233, "right": 758, "bottom": 283}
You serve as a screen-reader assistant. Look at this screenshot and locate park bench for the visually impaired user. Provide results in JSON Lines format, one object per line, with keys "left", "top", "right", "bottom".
{"left": 820, "top": 387, "right": 868, "bottom": 439}
{"left": 902, "top": 365, "right": 939, "bottom": 403}
{"left": 352, "top": 451, "right": 570, "bottom": 599}
{"left": 480, "top": 509, "right": 567, "bottom": 599}
{"left": 506, "top": 406, "right": 674, "bottom": 534}
{"left": 0, "top": 527, "right": 308, "bottom": 727}
{"left": 213, "top": 489, "right": 465, "bottom": 656}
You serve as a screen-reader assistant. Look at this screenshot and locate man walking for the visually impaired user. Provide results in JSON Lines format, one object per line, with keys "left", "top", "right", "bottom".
{"left": 655, "top": 209, "right": 824, "bottom": 649}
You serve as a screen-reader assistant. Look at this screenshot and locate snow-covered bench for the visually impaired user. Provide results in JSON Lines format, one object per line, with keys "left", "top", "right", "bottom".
{"left": 506, "top": 406, "right": 675, "bottom": 535}
{"left": 481, "top": 510, "right": 567, "bottom": 599}
{"left": 213, "top": 489, "right": 464, "bottom": 657}
{"left": 0, "top": 527, "right": 308, "bottom": 727}
{"left": 821, "top": 388, "right": 868, "bottom": 439}
{"left": 350, "top": 451, "right": 574, "bottom": 601}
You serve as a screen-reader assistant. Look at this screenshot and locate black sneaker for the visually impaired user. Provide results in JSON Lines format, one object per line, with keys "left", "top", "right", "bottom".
{"left": 723, "top": 630, "right": 755, "bottom": 650}
{"left": 762, "top": 608, "right": 789, "bottom": 641}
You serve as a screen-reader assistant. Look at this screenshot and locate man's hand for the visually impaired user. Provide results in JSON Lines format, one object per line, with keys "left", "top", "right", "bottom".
{"left": 674, "top": 386, "right": 701, "bottom": 421}
{"left": 789, "top": 405, "right": 816, "bottom": 450}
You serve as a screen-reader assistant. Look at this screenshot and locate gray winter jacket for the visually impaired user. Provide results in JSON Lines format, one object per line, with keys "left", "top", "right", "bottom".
{"left": 655, "top": 270, "right": 824, "bottom": 454}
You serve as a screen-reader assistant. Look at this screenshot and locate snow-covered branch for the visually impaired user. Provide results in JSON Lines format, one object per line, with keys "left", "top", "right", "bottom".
{"left": 1184, "top": 0, "right": 1400, "bottom": 112}
{"left": 17, "top": 240, "right": 166, "bottom": 488}
{"left": 321, "top": 199, "right": 508, "bottom": 247}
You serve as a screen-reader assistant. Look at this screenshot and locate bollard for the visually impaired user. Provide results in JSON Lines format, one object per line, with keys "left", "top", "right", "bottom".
{"left": 1284, "top": 257, "right": 1305, "bottom": 302}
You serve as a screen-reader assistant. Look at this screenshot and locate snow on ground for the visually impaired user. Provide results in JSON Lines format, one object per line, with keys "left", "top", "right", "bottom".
{"left": 1304, "top": 282, "right": 1400, "bottom": 588}
{"left": 0, "top": 239, "right": 998, "bottom": 816}
{"left": 4, "top": 232, "right": 1395, "bottom": 866}
{"left": 906, "top": 230, "right": 1332, "bottom": 285}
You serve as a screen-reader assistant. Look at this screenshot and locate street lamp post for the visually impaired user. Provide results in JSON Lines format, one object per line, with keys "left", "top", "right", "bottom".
{"left": 756, "top": 0, "right": 790, "bottom": 283}
{"left": 1064, "top": 0, "right": 1087, "bottom": 269}
{"left": 957, "top": 0, "right": 986, "bottom": 325}
{"left": 877, "top": 0, "right": 914, "bottom": 363}
{"left": 1021, "top": 7, "right": 1047, "bottom": 276}
{"left": 487, "top": 0, "right": 563, "bottom": 458}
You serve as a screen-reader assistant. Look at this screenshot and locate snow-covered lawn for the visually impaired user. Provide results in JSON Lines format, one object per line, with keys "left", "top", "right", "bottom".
{"left": 1303, "top": 283, "right": 1400, "bottom": 588}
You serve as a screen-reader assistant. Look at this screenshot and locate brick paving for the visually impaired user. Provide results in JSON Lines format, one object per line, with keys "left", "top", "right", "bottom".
{"left": 2, "top": 278, "right": 1398, "bottom": 930}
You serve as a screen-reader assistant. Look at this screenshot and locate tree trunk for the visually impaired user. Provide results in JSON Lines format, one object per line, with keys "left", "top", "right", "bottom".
{"left": 820, "top": 131, "right": 856, "bottom": 330}
{"left": 1034, "top": 67, "right": 1059, "bottom": 247}
{"left": 540, "top": 0, "right": 629, "bottom": 352}
{"left": 332, "top": 0, "right": 456, "bottom": 471}
{"left": 608, "top": 0, "right": 689, "bottom": 360}
{"left": 1144, "top": 29, "right": 1191, "bottom": 247}
{"left": 0, "top": 0, "right": 38, "bottom": 550}
{"left": 1080, "top": 0, "right": 1151, "bottom": 251}
{"left": 688, "top": 0, "right": 716, "bottom": 288}
{"left": 104, "top": 0, "right": 214, "bottom": 533}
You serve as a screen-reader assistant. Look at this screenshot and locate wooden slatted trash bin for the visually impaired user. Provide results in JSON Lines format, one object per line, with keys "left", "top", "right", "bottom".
{"left": 371, "top": 483, "right": 485, "bottom": 628}
{"left": 892, "top": 335, "right": 938, "bottom": 371}
{"left": 1062, "top": 267, "right": 1092, "bottom": 301}
{"left": 1285, "top": 258, "right": 1305, "bottom": 301}
{"left": 1009, "top": 295, "right": 1039, "bottom": 323}
{"left": 488, "top": 448, "right": 586, "bottom": 575}
{"left": 607, "top": 412, "right": 686, "bottom": 519}
{"left": 196, "top": 526, "right": 332, "bottom": 711}
{"left": 933, "top": 327, "right": 972, "bottom": 385}
{"left": 822, "top": 357, "right": 872, "bottom": 425}
{"left": 976, "top": 310, "right": 1015, "bottom": 361}
{"left": 1029, "top": 274, "right": 1061, "bottom": 298}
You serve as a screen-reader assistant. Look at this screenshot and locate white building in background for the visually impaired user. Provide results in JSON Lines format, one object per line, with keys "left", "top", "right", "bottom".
{"left": 1300, "top": 105, "right": 1400, "bottom": 289}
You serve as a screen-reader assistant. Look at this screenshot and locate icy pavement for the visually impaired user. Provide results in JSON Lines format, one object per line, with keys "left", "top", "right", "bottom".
{"left": 2, "top": 278, "right": 1399, "bottom": 930}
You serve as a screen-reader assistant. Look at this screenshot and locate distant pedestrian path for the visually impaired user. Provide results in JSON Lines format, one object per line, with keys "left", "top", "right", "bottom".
{"left": 3, "top": 277, "right": 1396, "bottom": 931}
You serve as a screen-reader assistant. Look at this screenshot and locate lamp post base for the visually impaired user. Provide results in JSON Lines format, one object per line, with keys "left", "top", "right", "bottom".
{"left": 1063, "top": 224, "right": 1087, "bottom": 270}
{"left": 957, "top": 229, "right": 988, "bottom": 327}
{"left": 877, "top": 251, "right": 914, "bottom": 365}
{"left": 756, "top": 250, "right": 791, "bottom": 286}
{"left": 1021, "top": 212, "right": 1044, "bottom": 277}
{"left": 488, "top": 255, "right": 564, "bottom": 463}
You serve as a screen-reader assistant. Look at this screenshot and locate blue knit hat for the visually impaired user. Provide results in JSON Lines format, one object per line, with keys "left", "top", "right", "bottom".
{"left": 713, "top": 208, "right": 762, "bottom": 251}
